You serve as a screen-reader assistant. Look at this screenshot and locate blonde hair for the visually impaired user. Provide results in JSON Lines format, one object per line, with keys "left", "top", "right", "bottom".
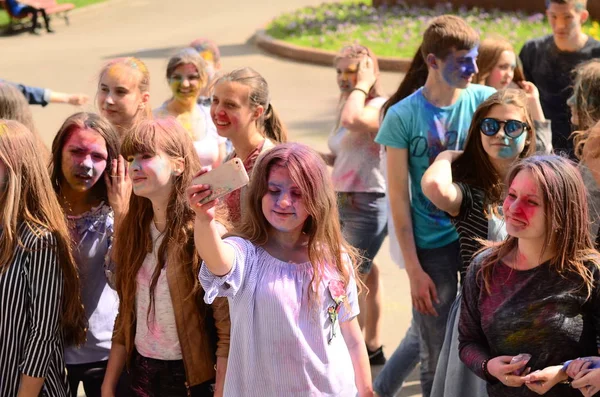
{"left": 570, "top": 60, "right": 600, "bottom": 158}
{"left": 97, "top": 57, "right": 152, "bottom": 131}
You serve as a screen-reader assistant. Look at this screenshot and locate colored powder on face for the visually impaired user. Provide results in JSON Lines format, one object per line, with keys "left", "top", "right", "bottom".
{"left": 497, "top": 133, "right": 526, "bottom": 159}
{"left": 459, "top": 46, "right": 479, "bottom": 77}
{"left": 105, "top": 64, "right": 140, "bottom": 88}
{"left": 169, "top": 78, "right": 182, "bottom": 96}
{"left": 200, "top": 50, "right": 214, "bottom": 63}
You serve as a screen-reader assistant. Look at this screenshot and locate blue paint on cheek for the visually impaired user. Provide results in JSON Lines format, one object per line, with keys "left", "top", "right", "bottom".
{"left": 459, "top": 46, "right": 479, "bottom": 77}
{"left": 461, "top": 59, "right": 477, "bottom": 76}
{"left": 442, "top": 61, "right": 459, "bottom": 84}
{"left": 498, "top": 134, "right": 525, "bottom": 159}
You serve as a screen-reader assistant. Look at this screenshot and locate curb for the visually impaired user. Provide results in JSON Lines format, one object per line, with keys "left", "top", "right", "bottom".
{"left": 254, "top": 29, "right": 412, "bottom": 72}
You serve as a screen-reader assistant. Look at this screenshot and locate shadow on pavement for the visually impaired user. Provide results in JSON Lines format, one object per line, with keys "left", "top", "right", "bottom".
{"left": 104, "top": 38, "right": 261, "bottom": 60}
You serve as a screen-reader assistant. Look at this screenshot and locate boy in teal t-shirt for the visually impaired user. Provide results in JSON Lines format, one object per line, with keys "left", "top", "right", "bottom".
{"left": 377, "top": 84, "right": 494, "bottom": 248}
{"left": 373, "top": 15, "right": 494, "bottom": 397}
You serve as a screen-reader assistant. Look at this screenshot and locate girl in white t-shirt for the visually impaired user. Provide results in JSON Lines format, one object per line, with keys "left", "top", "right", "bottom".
{"left": 154, "top": 48, "right": 226, "bottom": 168}
{"left": 321, "top": 44, "right": 388, "bottom": 365}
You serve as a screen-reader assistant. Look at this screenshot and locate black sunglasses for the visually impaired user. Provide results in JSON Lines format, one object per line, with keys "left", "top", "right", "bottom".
{"left": 480, "top": 118, "right": 529, "bottom": 139}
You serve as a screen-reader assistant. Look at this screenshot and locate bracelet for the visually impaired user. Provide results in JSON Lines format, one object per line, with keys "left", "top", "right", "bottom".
{"left": 482, "top": 359, "right": 492, "bottom": 379}
{"left": 351, "top": 87, "right": 368, "bottom": 96}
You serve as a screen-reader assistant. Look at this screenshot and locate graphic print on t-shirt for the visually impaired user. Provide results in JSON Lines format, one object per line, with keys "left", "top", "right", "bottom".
{"left": 374, "top": 84, "right": 495, "bottom": 248}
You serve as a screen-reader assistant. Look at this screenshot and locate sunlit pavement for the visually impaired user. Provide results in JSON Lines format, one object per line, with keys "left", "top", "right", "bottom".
{"left": 1, "top": 1, "right": 420, "bottom": 395}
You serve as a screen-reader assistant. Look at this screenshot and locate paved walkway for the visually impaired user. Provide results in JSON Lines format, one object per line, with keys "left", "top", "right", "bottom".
{"left": 1, "top": 1, "right": 420, "bottom": 395}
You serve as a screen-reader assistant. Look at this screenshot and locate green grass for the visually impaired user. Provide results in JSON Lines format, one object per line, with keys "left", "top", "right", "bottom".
{"left": 266, "top": 1, "right": 600, "bottom": 58}
{"left": 1, "top": 0, "right": 106, "bottom": 29}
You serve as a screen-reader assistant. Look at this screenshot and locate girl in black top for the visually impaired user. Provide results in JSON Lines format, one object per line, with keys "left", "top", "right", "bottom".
{"left": 459, "top": 155, "right": 600, "bottom": 396}
{"left": 422, "top": 89, "right": 537, "bottom": 397}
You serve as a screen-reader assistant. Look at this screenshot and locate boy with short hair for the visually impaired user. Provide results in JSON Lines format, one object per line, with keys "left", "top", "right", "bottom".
{"left": 373, "top": 15, "right": 495, "bottom": 397}
{"left": 520, "top": 0, "right": 600, "bottom": 155}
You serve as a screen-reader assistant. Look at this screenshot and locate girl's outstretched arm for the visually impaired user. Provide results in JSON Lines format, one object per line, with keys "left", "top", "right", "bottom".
{"left": 187, "top": 170, "right": 235, "bottom": 276}
{"left": 340, "top": 318, "right": 374, "bottom": 397}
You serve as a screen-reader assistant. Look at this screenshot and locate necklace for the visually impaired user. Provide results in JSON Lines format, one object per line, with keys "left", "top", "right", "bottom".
{"left": 62, "top": 194, "right": 75, "bottom": 215}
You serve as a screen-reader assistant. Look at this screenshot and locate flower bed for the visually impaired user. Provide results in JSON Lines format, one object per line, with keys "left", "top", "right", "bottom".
{"left": 266, "top": 1, "right": 600, "bottom": 58}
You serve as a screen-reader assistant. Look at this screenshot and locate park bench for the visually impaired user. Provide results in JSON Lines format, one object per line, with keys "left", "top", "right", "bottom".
{"left": 0, "top": 0, "right": 75, "bottom": 32}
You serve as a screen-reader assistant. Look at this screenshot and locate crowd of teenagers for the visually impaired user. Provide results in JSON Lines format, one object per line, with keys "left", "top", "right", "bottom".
{"left": 5, "top": 0, "right": 600, "bottom": 396}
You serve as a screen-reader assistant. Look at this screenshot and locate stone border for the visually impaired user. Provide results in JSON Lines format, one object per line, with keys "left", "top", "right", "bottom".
{"left": 254, "top": 29, "right": 412, "bottom": 72}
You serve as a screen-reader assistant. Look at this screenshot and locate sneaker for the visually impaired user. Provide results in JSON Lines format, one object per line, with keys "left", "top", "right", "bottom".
{"left": 367, "top": 345, "right": 386, "bottom": 366}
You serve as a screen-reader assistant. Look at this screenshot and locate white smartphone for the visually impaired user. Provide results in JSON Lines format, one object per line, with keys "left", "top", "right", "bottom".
{"left": 191, "top": 158, "right": 250, "bottom": 204}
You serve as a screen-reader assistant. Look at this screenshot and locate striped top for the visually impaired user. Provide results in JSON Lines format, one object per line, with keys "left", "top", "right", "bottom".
{"left": 200, "top": 237, "right": 360, "bottom": 397}
{"left": 0, "top": 223, "right": 70, "bottom": 397}
{"left": 451, "top": 183, "right": 506, "bottom": 275}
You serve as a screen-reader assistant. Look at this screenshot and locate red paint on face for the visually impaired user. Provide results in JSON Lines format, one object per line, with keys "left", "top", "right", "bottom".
{"left": 61, "top": 127, "right": 108, "bottom": 193}
{"left": 210, "top": 81, "right": 255, "bottom": 140}
{"left": 502, "top": 169, "right": 546, "bottom": 239}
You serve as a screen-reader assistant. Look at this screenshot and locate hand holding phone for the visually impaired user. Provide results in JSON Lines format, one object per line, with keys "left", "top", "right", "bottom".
{"left": 510, "top": 353, "right": 532, "bottom": 376}
{"left": 191, "top": 158, "right": 249, "bottom": 205}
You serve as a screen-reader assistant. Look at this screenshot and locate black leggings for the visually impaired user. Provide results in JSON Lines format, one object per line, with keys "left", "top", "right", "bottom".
{"left": 18, "top": 6, "right": 51, "bottom": 32}
{"left": 130, "top": 351, "right": 215, "bottom": 397}
{"left": 67, "top": 360, "right": 129, "bottom": 397}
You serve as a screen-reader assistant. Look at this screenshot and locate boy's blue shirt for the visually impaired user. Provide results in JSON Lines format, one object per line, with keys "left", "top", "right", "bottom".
{"left": 376, "top": 84, "right": 495, "bottom": 249}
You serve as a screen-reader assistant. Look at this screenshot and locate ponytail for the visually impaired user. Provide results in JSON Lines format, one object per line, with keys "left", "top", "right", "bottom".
{"left": 262, "top": 103, "right": 287, "bottom": 143}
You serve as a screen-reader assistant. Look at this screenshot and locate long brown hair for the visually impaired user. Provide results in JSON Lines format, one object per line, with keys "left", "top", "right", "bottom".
{"left": 49, "top": 112, "right": 121, "bottom": 203}
{"left": 382, "top": 44, "right": 428, "bottom": 118}
{"left": 570, "top": 60, "right": 600, "bottom": 158}
{"left": 452, "top": 89, "right": 536, "bottom": 212}
{"left": 235, "top": 143, "right": 358, "bottom": 303}
{"left": 478, "top": 155, "right": 600, "bottom": 298}
{"left": 113, "top": 118, "right": 209, "bottom": 329}
{"left": 474, "top": 36, "right": 526, "bottom": 86}
{"left": 214, "top": 67, "right": 287, "bottom": 144}
{"left": 0, "top": 120, "right": 87, "bottom": 345}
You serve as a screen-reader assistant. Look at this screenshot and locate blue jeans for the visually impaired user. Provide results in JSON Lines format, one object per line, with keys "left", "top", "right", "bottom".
{"left": 373, "top": 240, "right": 461, "bottom": 397}
{"left": 337, "top": 192, "right": 388, "bottom": 274}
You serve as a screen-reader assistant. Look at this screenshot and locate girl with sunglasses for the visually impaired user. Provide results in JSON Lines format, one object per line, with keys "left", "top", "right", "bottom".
{"left": 474, "top": 36, "right": 552, "bottom": 154}
{"left": 422, "top": 89, "right": 537, "bottom": 397}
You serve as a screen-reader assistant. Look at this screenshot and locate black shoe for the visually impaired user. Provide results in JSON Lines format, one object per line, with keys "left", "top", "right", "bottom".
{"left": 29, "top": 29, "right": 41, "bottom": 35}
{"left": 367, "top": 345, "right": 386, "bottom": 366}
{"left": 46, "top": 28, "right": 55, "bottom": 33}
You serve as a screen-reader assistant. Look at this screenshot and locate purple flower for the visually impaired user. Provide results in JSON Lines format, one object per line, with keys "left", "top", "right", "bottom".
{"left": 528, "top": 13, "right": 545, "bottom": 23}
